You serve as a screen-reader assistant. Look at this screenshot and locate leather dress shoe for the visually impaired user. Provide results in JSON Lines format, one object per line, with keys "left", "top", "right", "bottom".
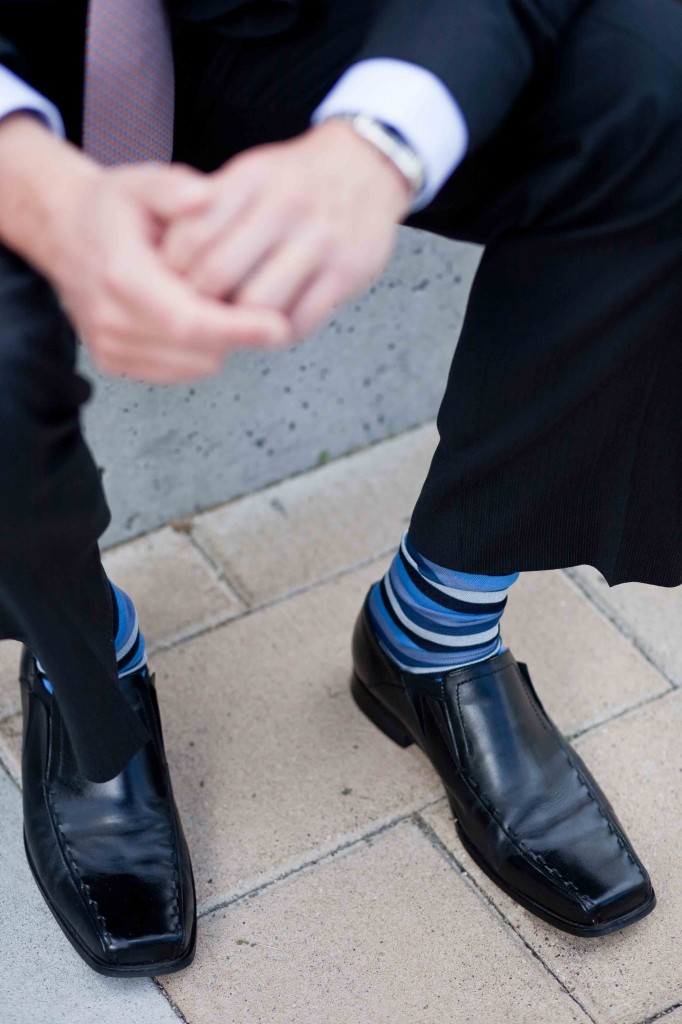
{"left": 351, "top": 598, "right": 655, "bottom": 937}
{"left": 20, "top": 648, "right": 196, "bottom": 976}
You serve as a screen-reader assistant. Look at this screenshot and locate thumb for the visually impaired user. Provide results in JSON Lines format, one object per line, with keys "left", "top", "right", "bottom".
{"left": 125, "top": 163, "right": 212, "bottom": 221}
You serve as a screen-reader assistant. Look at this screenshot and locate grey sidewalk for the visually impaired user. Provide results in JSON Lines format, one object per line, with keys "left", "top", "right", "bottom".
{"left": 1, "top": 422, "right": 681, "bottom": 1024}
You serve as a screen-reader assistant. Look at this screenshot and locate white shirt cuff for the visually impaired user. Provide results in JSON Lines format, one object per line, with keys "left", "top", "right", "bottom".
{"left": 0, "top": 64, "right": 65, "bottom": 137}
{"left": 311, "top": 58, "right": 469, "bottom": 213}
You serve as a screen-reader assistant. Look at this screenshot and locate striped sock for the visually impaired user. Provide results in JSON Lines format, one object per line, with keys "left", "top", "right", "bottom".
{"left": 38, "top": 580, "right": 147, "bottom": 693}
{"left": 367, "top": 531, "right": 519, "bottom": 674}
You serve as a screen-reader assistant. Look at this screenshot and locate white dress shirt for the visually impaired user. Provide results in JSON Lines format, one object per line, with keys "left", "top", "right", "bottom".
{"left": 0, "top": 56, "right": 469, "bottom": 213}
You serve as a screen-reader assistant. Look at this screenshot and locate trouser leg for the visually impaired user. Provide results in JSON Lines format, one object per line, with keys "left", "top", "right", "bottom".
{"left": 406, "top": 0, "right": 682, "bottom": 586}
{"left": 173, "top": 0, "right": 682, "bottom": 588}
{"left": 0, "top": 243, "right": 147, "bottom": 780}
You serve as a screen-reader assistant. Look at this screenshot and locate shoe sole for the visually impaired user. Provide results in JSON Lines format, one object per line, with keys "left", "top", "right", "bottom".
{"left": 23, "top": 831, "right": 197, "bottom": 977}
{"left": 350, "top": 672, "right": 657, "bottom": 938}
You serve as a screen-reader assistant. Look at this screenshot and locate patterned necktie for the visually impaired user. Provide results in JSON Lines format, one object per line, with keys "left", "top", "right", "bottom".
{"left": 82, "top": 0, "right": 175, "bottom": 165}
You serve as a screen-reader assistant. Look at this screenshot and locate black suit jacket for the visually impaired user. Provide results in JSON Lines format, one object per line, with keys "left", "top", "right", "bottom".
{"left": 1, "top": 0, "right": 588, "bottom": 148}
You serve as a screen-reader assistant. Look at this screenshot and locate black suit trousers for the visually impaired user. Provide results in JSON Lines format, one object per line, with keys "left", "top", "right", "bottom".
{"left": 0, "top": 0, "right": 680, "bottom": 780}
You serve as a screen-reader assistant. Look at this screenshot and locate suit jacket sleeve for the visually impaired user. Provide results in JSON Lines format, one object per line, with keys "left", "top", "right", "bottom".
{"left": 0, "top": 29, "right": 28, "bottom": 79}
{"left": 353, "top": 0, "right": 589, "bottom": 150}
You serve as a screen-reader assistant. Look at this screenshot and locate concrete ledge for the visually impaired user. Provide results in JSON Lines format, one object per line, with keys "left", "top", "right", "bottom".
{"left": 80, "top": 230, "right": 480, "bottom": 547}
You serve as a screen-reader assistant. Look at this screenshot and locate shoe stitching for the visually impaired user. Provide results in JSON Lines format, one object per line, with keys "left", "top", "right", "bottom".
{"left": 46, "top": 783, "right": 115, "bottom": 952}
{"left": 453, "top": 761, "right": 592, "bottom": 913}
{"left": 395, "top": 647, "right": 587, "bottom": 902}
{"left": 44, "top": 712, "right": 115, "bottom": 954}
{"left": 516, "top": 664, "right": 646, "bottom": 882}
{"left": 47, "top": 688, "right": 182, "bottom": 958}
{"left": 558, "top": 742, "right": 646, "bottom": 881}
{"left": 437, "top": 670, "right": 593, "bottom": 911}
{"left": 371, "top": 626, "right": 635, "bottom": 909}
{"left": 36, "top": 664, "right": 111, "bottom": 952}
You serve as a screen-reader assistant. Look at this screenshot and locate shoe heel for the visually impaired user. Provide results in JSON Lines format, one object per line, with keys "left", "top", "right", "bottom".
{"left": 350, "top": 673, "right": 414, "bottom": 748}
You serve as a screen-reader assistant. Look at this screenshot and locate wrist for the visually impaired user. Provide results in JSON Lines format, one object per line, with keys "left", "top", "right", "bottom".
{"left": 310, "top": 117, "right": 416, "bottom": 218}
{"left": 0, "top": 114, "right": 100, "bottom": 277}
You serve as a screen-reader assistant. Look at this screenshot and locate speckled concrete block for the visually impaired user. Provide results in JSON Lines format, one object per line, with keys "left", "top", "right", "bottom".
{"left": 103, "top": 525, "right": 244, "bottom": 649}
{"left": 501, "top": 570, "right": 670, "bottom": 736}
{"left": 567, "top": 565, "right": 682, "bottom": 686}
{"left": 422, "top": 689, "right": 682, "bottom": 1024}
{"left": 150, "top": 560, "right": 441, "bottom": 910}
{"left": 0, "top": 769, "right": 181, "bottom": 1024}
{"left": 163, "top": 821, "right": 590, "bottom": 1024}
{"left": 192, "top": 422, "right": 438, "bottom": 606}
{"left": 83, "top": 232, "right": 480, "bottom": 548}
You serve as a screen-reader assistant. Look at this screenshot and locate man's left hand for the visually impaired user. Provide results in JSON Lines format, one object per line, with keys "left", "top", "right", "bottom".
{"left": 162, "top": 119, "right": 414, "bottom": 340}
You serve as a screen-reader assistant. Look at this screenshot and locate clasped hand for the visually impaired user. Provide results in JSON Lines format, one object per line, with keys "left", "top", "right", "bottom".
{"left": 53, "top": 119, "right": 413, "bottom": 384}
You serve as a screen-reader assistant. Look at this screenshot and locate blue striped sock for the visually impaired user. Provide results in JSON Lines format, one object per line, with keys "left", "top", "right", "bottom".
{"left": 367, "top": 531, "right": 519, "bottom": 674}
{"left": 38, "top": 580, "right": 147, "bottom": 693}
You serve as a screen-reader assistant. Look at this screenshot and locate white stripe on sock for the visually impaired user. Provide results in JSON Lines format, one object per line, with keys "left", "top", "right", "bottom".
{"left": 399, "top": 535, "right": 513, "bottom": 603}
{"left": 384, "top": 574, "right": 500, "bottom": 647}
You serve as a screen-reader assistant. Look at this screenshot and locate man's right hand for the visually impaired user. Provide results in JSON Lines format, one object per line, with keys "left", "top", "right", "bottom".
{"left": 0, "top": 114, "right": 291, "bottom": 384}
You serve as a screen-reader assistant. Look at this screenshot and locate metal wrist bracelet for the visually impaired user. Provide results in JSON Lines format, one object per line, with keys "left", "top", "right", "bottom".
{"left": 324, "top": 111, "right": 426, "bottom": 204}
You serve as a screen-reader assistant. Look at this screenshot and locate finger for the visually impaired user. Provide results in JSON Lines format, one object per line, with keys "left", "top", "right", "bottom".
{"left": 116, "top": 241, "right": 292, "bottom": 353}
{"left": 235, "top": 222, "right": 329, "bottom": 311}
{"left": 162, "top": 168, "right": 261, "bottom": 274}
{"left": 94, "top": 335, "right": 223, "bottom": 378}
{"left": 287, "top": 269, "right": 346, "bottom": 339}
{"left": 186, "top": 199, "right": 292, "bottom": 299}
{"left": 111, "top": 357, "right": 219, "bottom": 385}
{"left": 124, "top": 163, "right": 212, "bottom": 221}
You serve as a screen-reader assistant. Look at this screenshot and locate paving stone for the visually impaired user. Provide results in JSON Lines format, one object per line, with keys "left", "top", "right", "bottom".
{"left": 151, "top": 561, "right": 441, "bottom": 909}
{"left": 497, "top": 569, "right": 669, "bottom": 736}
{"left": 0, "top": 768, "right": 182, "bottom": 1024}
{"left": 0, "top": 640, "right": 22, "bottom": 721}
{"left": 568, "top": 565, "right": 682, "bottom": 685}
{"left": 191, "top": 422, "right": 438, "bottom": 606}
{"left": 422, "top": 690, "right": 682, "bottom": 1024}
{"left": 163, "top": 821, "right": 590, "bottom": 1024}
{"left": 103, "top": 525, "right": 244, "bottom": 649}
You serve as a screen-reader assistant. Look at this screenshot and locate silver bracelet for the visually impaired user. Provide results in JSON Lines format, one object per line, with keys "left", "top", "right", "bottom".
{"left": 323, "top": 111, "right": 426, "bottom": 203}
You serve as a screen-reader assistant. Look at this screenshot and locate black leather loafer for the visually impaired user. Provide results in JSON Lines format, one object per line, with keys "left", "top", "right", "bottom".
{"left": 20, "top": 648, "right": 196, "bottom": 976}
{"left": 351, "top": 598, "right": 655, "bottom": 937}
